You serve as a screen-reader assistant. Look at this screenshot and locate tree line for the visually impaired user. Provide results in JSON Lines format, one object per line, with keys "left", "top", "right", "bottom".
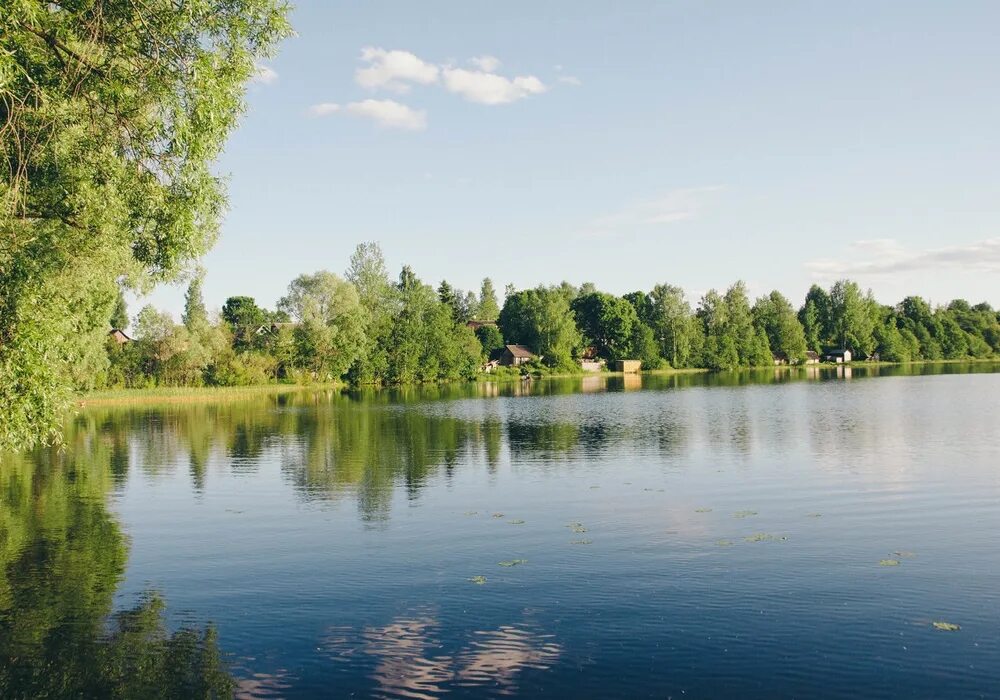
{"left": 100, "top": 242, "right": 1000, "bottom": 390}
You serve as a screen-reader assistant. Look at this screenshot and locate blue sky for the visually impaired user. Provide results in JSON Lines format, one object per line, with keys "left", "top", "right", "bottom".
{"left": 140, "top": 0, "right": 1000, "bottom": 320}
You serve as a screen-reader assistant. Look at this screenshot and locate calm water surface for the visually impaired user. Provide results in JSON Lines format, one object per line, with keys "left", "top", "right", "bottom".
{"left": 3, "top": 364, "right": 1000, "bottom": 698}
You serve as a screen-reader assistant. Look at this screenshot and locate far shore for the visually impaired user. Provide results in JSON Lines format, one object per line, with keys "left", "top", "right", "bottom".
{"left": 75, "top": 358, "right": 998, "bottom": 407}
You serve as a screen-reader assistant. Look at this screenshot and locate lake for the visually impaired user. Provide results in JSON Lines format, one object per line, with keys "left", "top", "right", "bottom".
{"left": 3, "top": 363, "right": 1000, "bottom": 698}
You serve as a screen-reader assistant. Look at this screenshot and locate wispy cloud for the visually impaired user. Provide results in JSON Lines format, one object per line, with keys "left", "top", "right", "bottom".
{"left": 469, "top": 55, "right": 502, "bottom": 73}
{"left": 805, "top": 238, "right": 1000, "bottom": 278}
{"left": 252, "top": 64, "right": 279, "bottom": 85}
{"left": 355, "top": 47, "right": 440, "bottom": 93}
{"left": 307, "top": 102, "right": 341, "bottom": 117}
{"left": 440, "top": 67, "right": 546, "bottom": 105}
{"left": 306, "top": 99, "right": 426, "bottom": 130}
{"left": 586, "top": 186, "right": 725, "bottom": 237}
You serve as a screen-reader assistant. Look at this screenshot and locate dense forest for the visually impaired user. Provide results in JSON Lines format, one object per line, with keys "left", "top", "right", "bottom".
{"left": 97, "top": 241, "right": 1000, "bottom": 390}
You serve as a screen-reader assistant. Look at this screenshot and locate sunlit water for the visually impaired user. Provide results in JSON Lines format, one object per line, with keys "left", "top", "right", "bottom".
{"left": 3, "top": 364, "right": 1000, "bottom": 698}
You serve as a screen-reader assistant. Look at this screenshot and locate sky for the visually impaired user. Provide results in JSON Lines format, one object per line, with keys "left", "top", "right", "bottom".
{"left": 139, "top": 0, "right": 1000, "bottom": 321}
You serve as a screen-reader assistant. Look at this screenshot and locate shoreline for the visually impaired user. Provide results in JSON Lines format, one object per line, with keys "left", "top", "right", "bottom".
{"left": 75, "top": 359, "right": 998, "bottom": 407}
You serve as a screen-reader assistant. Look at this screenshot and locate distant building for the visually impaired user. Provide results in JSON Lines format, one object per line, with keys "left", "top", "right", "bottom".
{"left": 580, "top": 358, "right": 606, "bottom": 372}
{"left": 613, "top": 359, "right": 642, "bottom": 373}
{"left": 466, "top": 319, "right": 498, "bottom": 331}
{"left": 108, "top": 329, "right": 132, "bottom": 345}
{"left": 804, "top": 350, "right": 820, "bottom": 365}
{"left": 499, "top": 344, "right": 536, "bottom": 366}
{"left": 772, "top": 352, "right": 788, "bottom": 366}
{"left": 823, "top": 348, "right": 853, "bottom": 364}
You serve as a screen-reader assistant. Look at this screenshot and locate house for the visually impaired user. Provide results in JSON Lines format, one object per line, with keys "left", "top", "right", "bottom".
{"left": 108, "top": 329, "right": 132, "bottom": 345}
{"left": 772, "top": 352, "right": 788, "bottom": 366}
{"left": 823, "top": 348, "right": 852, "bottom": 364}
{"left": 499, "top": 344, "right": 536, "bottom": 366}
{"left": 466, "top": 319, "right": 498, "bottom": 331}
{"left": 614, "top": 359, "right": 642, "bottom": 373}
{"left": 804, "top": 350, "right": 820, "bottom": 365}
{"left": 579, "top": 346, "right": 606, "bottom": 372}
{"left": 481, "top": 358, "right": 500, "bottom": 373}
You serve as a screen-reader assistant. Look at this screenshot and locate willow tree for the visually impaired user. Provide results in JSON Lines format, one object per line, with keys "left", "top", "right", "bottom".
{"left": 0, "top": 0, "right": 291, "bottom": 449}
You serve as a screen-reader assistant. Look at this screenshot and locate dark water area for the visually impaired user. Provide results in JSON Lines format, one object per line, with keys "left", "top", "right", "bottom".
{"left": 3, "top": 363, "right": 1000, "bottom": 698}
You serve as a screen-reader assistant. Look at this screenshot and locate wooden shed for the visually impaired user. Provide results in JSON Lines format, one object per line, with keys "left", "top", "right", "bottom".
{"left": 614, "top": 359, "right": 642, "bottom": 373}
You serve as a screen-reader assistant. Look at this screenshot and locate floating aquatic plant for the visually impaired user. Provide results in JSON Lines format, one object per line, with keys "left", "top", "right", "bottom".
{"left": 570, "top": 539, "right": 593, "bottom": 545}
{"left": 464, "top": 511, "right": 478, "bottom": 516}
{"left": 734, "top": 510, "right": 758, "bottom": 519}
{"left": 715, "top": 539, "right": 733, "bottom": 547}
{"left": 508, "top": 519, "right": 525, "bottom": 525}
{"left": 571, "top": 526, "right": 588, "bottom": 533}
{"left": 932, "top": 621, "right": 960, "bottom": 631}
{"left": 893, "top": 551, "right": 916, "bottom": 558}
{"left": 806, "top": 513, "right": 822, "bottom": 518}
{"left": 878, "top": 559, "right": 900, "bottom": 567}
{"left": 695, "top": 508, "right": 713, "bottom": 513}
{"left": 743, "top": 533, "right": 786, "bottom": 543}
{"left": 492, "top": 513, "right": 505, "bottom": 518}
{"left": 498, "top": 559, "right": 527, "bottom": 567}
{"left": 566, "top": 522, "right": 583, "bottom": 528}
{"left": 468, "top": 576, "right": 487, "bottom": 585}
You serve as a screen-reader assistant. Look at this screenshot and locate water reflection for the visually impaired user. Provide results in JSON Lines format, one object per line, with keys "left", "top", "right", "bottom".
{"left": 0, "top": 442, "right": 233, "bottom": 698}
{"left": 321, "top": 612, "right": 561, "bottom": 699}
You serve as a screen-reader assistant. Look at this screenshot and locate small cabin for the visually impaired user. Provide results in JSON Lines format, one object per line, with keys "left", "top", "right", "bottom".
{"left": 108, "top": 329, "right": 132, "bottom": 345}
{"left": 823, "top": 348, "right": 852, "bottom": 364}
{"left": 614, "top": 359, "right": 642, "bottom": 373}
{"left": 580, "top": 358, "right": 606, "bottom": 373}
{"left": 804, "top": 350, "right": 820, "bottom": 365}
{"left": 772, "top": 352, "right": 788, "bottom": 366}
{"left": 499, "top": 344, "right": 536, "bottom": 366}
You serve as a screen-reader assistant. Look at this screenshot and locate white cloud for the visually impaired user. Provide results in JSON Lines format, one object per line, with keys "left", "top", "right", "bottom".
{"left": 469, "top": 55, "right": 502, "bottom": 73}
{"left": 308, "top": 99, "right": 426, "bottom": 129}
{"left": 355, "top": 47, "right": 440, "bottom": 93}
{"left": 307, "top": 102, "right": 341, "bottom": 117}
{"left": 252, "top": 64, "right": 278, "bottom": 85}
{"left": 345, "top": 99, "right": 427, "bottom": 130}
{"left": 441, "top": 67, "right": 546, "bottom": 105}
{"left": 586, "top": 186, "right": 725, "bottom": 237}
{"left": 805, "top": 238, "right": 1000, "bottom": 278}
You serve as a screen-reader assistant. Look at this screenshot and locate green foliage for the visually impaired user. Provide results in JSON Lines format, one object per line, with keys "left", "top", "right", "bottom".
{"left": 752, "top": 291, "right": 808, "bottom": 363}
{"left": 571, "top": 292, "right": 639, "bottom": 361}
{"left": 475, "top": 325, "right": 505, "bottom": 356}
{"left": 110, "top": 288, "right": 129, "bottom": 330}
{"left": 477, "top": 278, "right": 501, "bottom": 321}
{"left": 498, "top": 287, "right": 582, "bottom": 368}
{"left": 0, "top": 0, "right": 291, "bottom": 451}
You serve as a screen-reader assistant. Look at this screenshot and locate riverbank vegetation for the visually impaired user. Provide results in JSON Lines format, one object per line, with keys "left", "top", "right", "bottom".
{"left": 95, "top": 241, "right": 1000, "bottom": 397}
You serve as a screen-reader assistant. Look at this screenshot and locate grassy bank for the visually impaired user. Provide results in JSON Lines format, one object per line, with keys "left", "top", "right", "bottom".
{"left": 78, "top": 383, "right": 343, "bottom": 407}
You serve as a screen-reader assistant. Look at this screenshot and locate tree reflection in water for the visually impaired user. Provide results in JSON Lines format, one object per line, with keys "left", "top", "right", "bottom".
{"left": 0, "top": 436, "right": 234, "bottom": 699}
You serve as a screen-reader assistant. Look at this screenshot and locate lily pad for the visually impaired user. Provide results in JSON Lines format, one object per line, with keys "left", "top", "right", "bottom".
{"left": 570, "top": 539, "right": 593, "bottom": 545}
{"left": 715, "top": 539, "right": 733, "bottom": 547}
{"left": 744, "top": 533, "right": 786, "bottom": 543}
{"left": 492, "top": 513, "right": 505, "bottom": 518}
{"left": 734, "top": 510, "right": 758, "bottom": 519}
{"left": 932, "top": 621, "right": 960, "bottom": 631}
{"left": 806, "top": 513, "right": 822, "bottom": 518}
{"left": 508, "top": 519, "right": 525, "bottom": 525}
{"left": 468, "top": 576, "right": 487, "bottom": 585}
{"left": 565, "top": 522, "right": 584, "bottom": 528}
{"left": 878, "top": 559, "right": 901, "bottom": 567}
{"left": 498, "top": 559, "right": 527, "bottom": 567}
{"left": 695, "top": 508, "right": 713, "bottom": 513}
{"left": 571, "top": 526, "right": 588, "bottom": 533}
{"left": 463, "top": 511, "right": 479, "bottom": 516}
